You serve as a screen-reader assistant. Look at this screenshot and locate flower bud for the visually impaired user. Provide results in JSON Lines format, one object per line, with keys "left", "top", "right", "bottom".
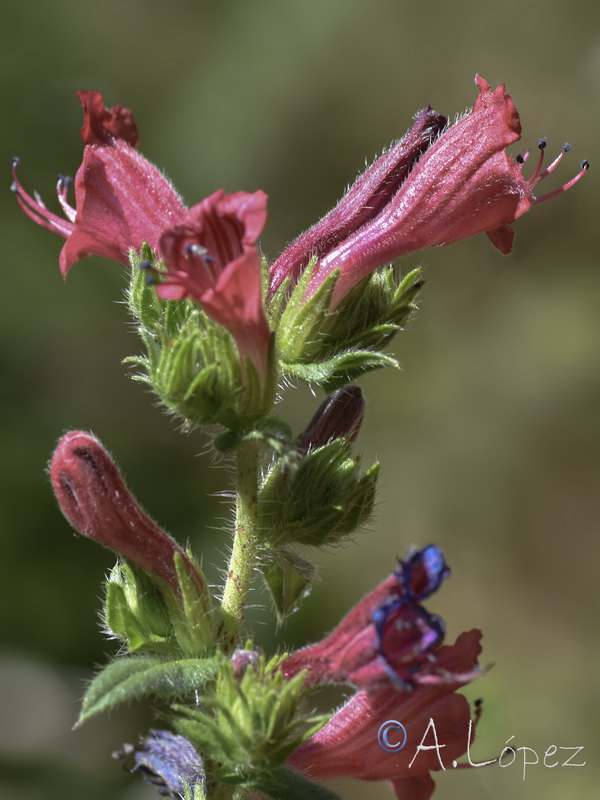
{"left": 50, "top": 431, "right": 207, "bottom": 597}
{"left": 298, "top": 385, "right": 364, "bottom": 453}
{"left": 231, "top": 648, "right": 261, "bottom": 678}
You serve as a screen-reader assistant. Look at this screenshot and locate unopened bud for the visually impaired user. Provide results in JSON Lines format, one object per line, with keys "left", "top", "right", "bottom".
{"left": 231, "top": 648, "right": 261, "bottom": 678}
{"left": 298, "top": 385, "right": 365, "bottom": 453}
{"left": 50, "top": 431, "right": 206, "bottom": 597}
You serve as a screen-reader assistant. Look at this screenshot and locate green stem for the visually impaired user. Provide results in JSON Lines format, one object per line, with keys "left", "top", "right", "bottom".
{"left": 219, "top": 438, "right": 259, "bottom": 653}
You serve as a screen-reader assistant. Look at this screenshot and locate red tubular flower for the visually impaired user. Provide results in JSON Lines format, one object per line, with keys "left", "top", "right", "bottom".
{"left": 50, "top": 431, "right": 207, "bottom": 597}
{"left": 281, "top": 546, "right": 460, "bottom": 691}
{"left": 268, "top": 106, "right": 448, "bottom": 296}
{"left": 288, "top": 630, "right": 483, "bottom": 800}
{"left": 12, "top": 90, "right": 186, "bottom": 275}
{"left": 282, "top": 547, "right": 484, "bottom": 798}
{"left": 156, "top": 190, "right": 271, "bottom": 375}
{"left": 13, "top": 90, "right": 271, "bottom": 374}
{"left": 272, "top": 75, "right": 588, "bottom": 309}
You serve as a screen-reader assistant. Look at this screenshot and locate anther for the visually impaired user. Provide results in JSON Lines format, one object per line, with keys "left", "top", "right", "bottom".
{"left": 516, "top": 154, "right": 525, "bottom": 164}
{"left": 527, "top": 141, "right": 547, "bottom": 184}
{"left": 562, "top": 142, "right": 571, "bottom": 152}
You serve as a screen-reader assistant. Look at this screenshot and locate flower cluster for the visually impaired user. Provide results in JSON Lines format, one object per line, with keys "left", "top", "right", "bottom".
{"left": 13, "top": 76, "right": 587, "bottom": 379}
{"left": 15, "top": 75, "right": 587, "bottom": 800}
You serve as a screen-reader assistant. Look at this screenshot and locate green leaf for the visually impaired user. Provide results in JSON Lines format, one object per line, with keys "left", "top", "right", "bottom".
{"left": 78, "top": 656, "right": 217, "bottom": 725}
{"left": 282, "top": 349, "right": 398, "bottom": 389}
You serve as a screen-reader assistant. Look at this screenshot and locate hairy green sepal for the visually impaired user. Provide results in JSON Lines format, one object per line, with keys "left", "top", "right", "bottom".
{"left": 259, "top": 438, "right": 379, "bottom": 547}
{"left": 271, "top": 261, "right": 423, "bottom": 389}
{"left": 171, "top": 655, "right": 330, "bottom": 792}
{"left": 126, "top": 247, "right": 271, "bottom": 429}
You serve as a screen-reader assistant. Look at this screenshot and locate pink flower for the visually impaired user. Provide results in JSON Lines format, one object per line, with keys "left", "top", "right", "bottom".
{"left": 12, "top": 91, "right": 185, "bottom": 276}
{"left": 288, "top": 630, "right": 483, "bottom": 800}
{"left": 268, "top": 106, "right": 447, "bottom": 296}
{"left": 272, "top": 75, "right": 588, "bottom": 309}
{"left": 156, "top": 189, "right": 271, "bottom": 375}
{"left": 281, "top": 546, "right": 457, "bottom": 691}
{"left": 14, "top": 90, "right": 271, "bottom": 374}
{"left": 282, "top": 547, "right": 484, "bottom": 799}
{"left": 50, "top": 431, "right": 206, "bottom": 597}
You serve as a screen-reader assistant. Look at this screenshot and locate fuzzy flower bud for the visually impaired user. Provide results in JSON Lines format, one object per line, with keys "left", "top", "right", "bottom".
{"left": 298, "top": 385, "right": 365, "bottom": 453}
{"left": 50, "top": 431, "right": 206, "bottom": 597}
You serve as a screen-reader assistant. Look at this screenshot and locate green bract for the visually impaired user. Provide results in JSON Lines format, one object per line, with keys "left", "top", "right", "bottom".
{"left": 104, "top": 552, "right": 215, "bottom": 659}
{"left": 271, "top": 260, "right": 423, "bottom": 389}
{"left": 171, "top": 654, "right": 333, "bottom": 797}
{"left": 258, "top": 438, "right": 379, "bottom": 547}
{"left": 126, "top": 247, "right": 273, "bottom": 430}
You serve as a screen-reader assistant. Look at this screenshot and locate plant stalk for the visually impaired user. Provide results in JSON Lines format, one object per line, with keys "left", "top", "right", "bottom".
{"left": 219, "top": 438, "right": 259, "bottom": 653}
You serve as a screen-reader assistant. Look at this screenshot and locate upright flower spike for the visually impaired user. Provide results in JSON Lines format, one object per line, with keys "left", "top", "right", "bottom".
{"left": 272, "top": 75, "right": 588, "bottom": 308}
{"left": 50, "top": 431, "right": 207, "bottom": 597}
{"left": 279, "top": 546, "right": 478, "bottom": 691}
{"left": 288, "top": 630, "right": 483, "bottom": 800}
{"left": 12, "top": 90, "right": 185, "bottom": 275}
{"left": 156, "top": 189, "right": 272, "bottom": 377}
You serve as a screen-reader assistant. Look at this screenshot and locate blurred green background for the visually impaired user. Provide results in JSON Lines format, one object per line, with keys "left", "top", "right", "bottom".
{"left": 1, "top": 1, "right": 598, "bottom": 798}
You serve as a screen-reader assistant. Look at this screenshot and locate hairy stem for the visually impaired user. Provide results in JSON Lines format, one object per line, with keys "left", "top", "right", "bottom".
{"left": 219, "top": 438, "right": 259, "bottom": 653}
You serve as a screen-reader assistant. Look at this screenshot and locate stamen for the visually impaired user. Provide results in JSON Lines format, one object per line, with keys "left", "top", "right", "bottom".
{"left": 56, "top": 175, "right": 76, "bottom": 222}
{"left": 11, "top": 157, "right": 74, "bottom": 237}
{"left": 33, "top": 190, "right": 47, "bottom": 209}
{"left": 526, "top": 138, "right": 547, "bottom": 185}
{"left": 534, "top": 158, "right": 589, "bottom": 205}
{"left": 534, "top": 142, "right": 571, "bottom": 185}
{"left": 184, "top": 242, "right": 218, "bottom": 284}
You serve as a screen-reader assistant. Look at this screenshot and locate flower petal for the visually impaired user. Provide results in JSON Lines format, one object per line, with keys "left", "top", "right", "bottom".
{"left": 60, "top": 140, "right": 185, "bottom": 275}
{"left": 77, "top": 90, "right": 139, "bottom": 147}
